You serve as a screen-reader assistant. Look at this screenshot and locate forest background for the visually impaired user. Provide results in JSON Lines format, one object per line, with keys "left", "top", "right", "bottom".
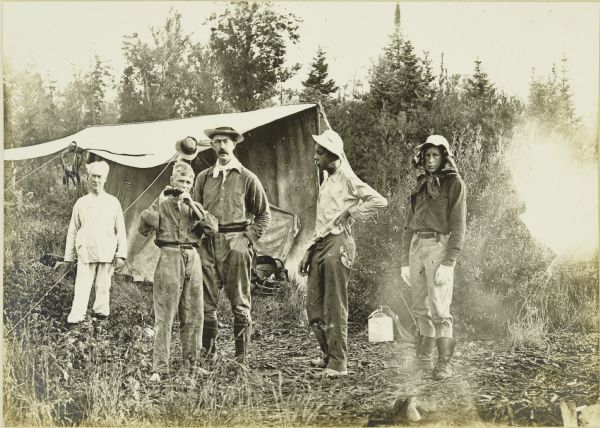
{"left": 3, "top": 2, "right": 598, "bottom": 426}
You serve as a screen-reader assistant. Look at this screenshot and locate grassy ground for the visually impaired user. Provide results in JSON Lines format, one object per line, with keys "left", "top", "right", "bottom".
{"left": 3, "top": 183, "right": 598, "bottom": 427}
{"left": 3, "top": 272, "right": 599, "bottom": 426}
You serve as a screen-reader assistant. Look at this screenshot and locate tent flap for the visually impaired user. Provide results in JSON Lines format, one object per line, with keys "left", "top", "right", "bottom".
{"left": 4, "top": 104, "right": 317, "bottom": 168}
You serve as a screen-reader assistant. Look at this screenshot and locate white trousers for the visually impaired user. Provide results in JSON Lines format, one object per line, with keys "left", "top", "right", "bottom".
{"left": 67, "top": 261, "right": 113, "bottom": 323}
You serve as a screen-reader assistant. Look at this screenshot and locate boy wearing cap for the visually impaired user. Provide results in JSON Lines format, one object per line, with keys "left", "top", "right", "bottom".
{"left": 298, "top": 129, "right": 388, "bottom": 377}
{"left": 138, "top": 161, "right": 218, "bottom": 381}
{"left": 193, "top": 126, "right": 271, "bottom": 364}
{"left": 62, "top": 161, "right": 127, "bottom": 325}
{"left": 400, "top": 135, "right": 466, "bottom": 380}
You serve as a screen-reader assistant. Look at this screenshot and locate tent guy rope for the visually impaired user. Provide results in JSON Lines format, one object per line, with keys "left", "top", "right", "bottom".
{"left": 5, "top": 267, "right": 74, "bottom": 335}
{"left": 6, "top": 150, "right": 66, "bottom": 191}
{"left": 5, "top": 155, "right": 177, "bottom": 336}
{"left": 122, "top": 154, "right": 176, "bottom": 213}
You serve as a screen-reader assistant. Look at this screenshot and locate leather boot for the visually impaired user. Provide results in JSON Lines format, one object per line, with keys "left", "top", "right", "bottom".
{"left": 433, "top": 337, "right": 456, "bottom": 380}
{"left": 414, "top": 333, "right": 436, "bottom": 371}
{"left": 234, "top": 323, "right": 251, "bottom": 363}
{"left": 202, "top": 319, "right": 218, "bottom": 358}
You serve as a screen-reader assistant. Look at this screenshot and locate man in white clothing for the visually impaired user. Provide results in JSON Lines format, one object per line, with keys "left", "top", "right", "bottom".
{"left": 61, "top": 161, "right": 127, "bottom": 325}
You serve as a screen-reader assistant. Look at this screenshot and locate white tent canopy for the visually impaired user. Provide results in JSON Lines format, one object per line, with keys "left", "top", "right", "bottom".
{"left": 4, "top": 104, "right": 316, "bottom": 168}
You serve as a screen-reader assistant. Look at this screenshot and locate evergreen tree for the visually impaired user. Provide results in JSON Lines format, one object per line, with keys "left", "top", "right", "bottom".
{"left": 301, "top": 47, "right": 338, "bottom": 99}
{"left": 526, "top": 58, "right": 581, "bottom": 136}
{"left": 369, "top": 32, "right": 435, "bottom": 142}
{"left": 369, "top": 31, "right": 403, "bottom": 113}
{"left": 464, "top": 59, "right": 497, "bottom": 136}
{"left": 463, "top": 60, "right": 522, "bottom": 153}
{"left": 394, "top": 1, "right": 401, "bottom": 35}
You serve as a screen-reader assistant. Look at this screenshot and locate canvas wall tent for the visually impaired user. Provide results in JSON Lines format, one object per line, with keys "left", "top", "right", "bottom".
{"left": 5, "top": 104, "right": 323, "bottom": 281}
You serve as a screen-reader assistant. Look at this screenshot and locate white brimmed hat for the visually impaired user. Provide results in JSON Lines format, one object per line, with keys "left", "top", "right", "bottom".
{"left": 312, "top": 129, "right": 344, "bottom": 159}
{"left": 415, "top": 135, "right": 452, "bottom": 156}
{"left": 204, "top": 126, "right": 244, "bottom": 144}
{"left": 412, "top": 135, "right": 456, "bottom": 169}
{"left": 175, "top": 136, "right": 200, "bottom": 161}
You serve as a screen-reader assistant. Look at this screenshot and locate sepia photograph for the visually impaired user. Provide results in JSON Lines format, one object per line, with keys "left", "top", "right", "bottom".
{"left": 3, "top": 1, "right": 599, "bottom": 426}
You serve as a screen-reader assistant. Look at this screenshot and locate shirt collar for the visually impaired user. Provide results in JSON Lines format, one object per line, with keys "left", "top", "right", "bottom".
{"left": 212, "top": 157, "right": 243, "bottom": 178}
{"left": 326, "top": 166, "right": 343, "bottom": 183}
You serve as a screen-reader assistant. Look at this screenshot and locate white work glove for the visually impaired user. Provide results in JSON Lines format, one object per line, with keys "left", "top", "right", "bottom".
{"left": 400, "top": 266, "right": 411, "bottom": 287}
{"left": 435, "top": 264, "right": 454, "bottom": 286}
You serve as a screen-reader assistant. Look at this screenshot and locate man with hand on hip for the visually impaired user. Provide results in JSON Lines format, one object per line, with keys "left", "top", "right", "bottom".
{"left": 400, "top": 135, "right": 467, "bottom": 380}
{"left": 193, "top": 126, "right": 271, "bottom": 364}
{"left": 298, "top": 129, "right": 387, "bottom": 378}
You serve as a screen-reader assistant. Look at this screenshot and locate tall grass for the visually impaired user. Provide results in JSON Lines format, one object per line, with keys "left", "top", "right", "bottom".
{"left": 506, "top": 301, "right": 550, "bottom": 350}
{"left": 4, "top": 320, "right": 325, "bottom": 426}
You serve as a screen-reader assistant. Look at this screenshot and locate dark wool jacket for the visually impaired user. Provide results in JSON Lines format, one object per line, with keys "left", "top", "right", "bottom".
{"left": 400, "top": 171, "right": 467, "bottom": 267}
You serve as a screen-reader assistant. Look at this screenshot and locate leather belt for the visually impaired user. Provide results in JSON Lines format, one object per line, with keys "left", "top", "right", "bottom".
{"left": 415, "top": 231, "right": 446, "bottom": 239}
{"left": 156, "top": 241, "right": 198, "bottom": 249}
{"left": 218, "top": 225, "right": 248, "bottom": 233}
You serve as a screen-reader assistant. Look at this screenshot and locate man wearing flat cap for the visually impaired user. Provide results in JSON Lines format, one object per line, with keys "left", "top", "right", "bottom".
{"left": 400, "top": 135, "right": 466, "bottom": 380}
{"left": 298, "top": 129, "right": 388, "bottom": 377}
{"left": 193, "top": 126, "right": 271, "bottom": 363}
{"left": 61, "top": 160, "right": 127, "bottom": 325}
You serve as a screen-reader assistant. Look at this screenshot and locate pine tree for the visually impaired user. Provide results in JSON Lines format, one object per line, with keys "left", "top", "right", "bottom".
{"left": 557, "top": 56, "right": 580, "bottom": 133}
{"left": 301, "top": 47, "right": 338, "bottom": 98}
{"left": 465, "top": 60, "right": 495, "bottom": 103}
{"left": 526, "top": 58, "right": 581, "bottom": 136}
{"left": 369, "top": 31, "right": 403, "bottom": 113}
{"left": 394, "top": 1, "right": 401, "bottom": 35}
{"left": 369, "top": 36, "right": 434, "bottom": 124}
{"left": 463, "top": 60, "right": 522, "bottom": 153}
